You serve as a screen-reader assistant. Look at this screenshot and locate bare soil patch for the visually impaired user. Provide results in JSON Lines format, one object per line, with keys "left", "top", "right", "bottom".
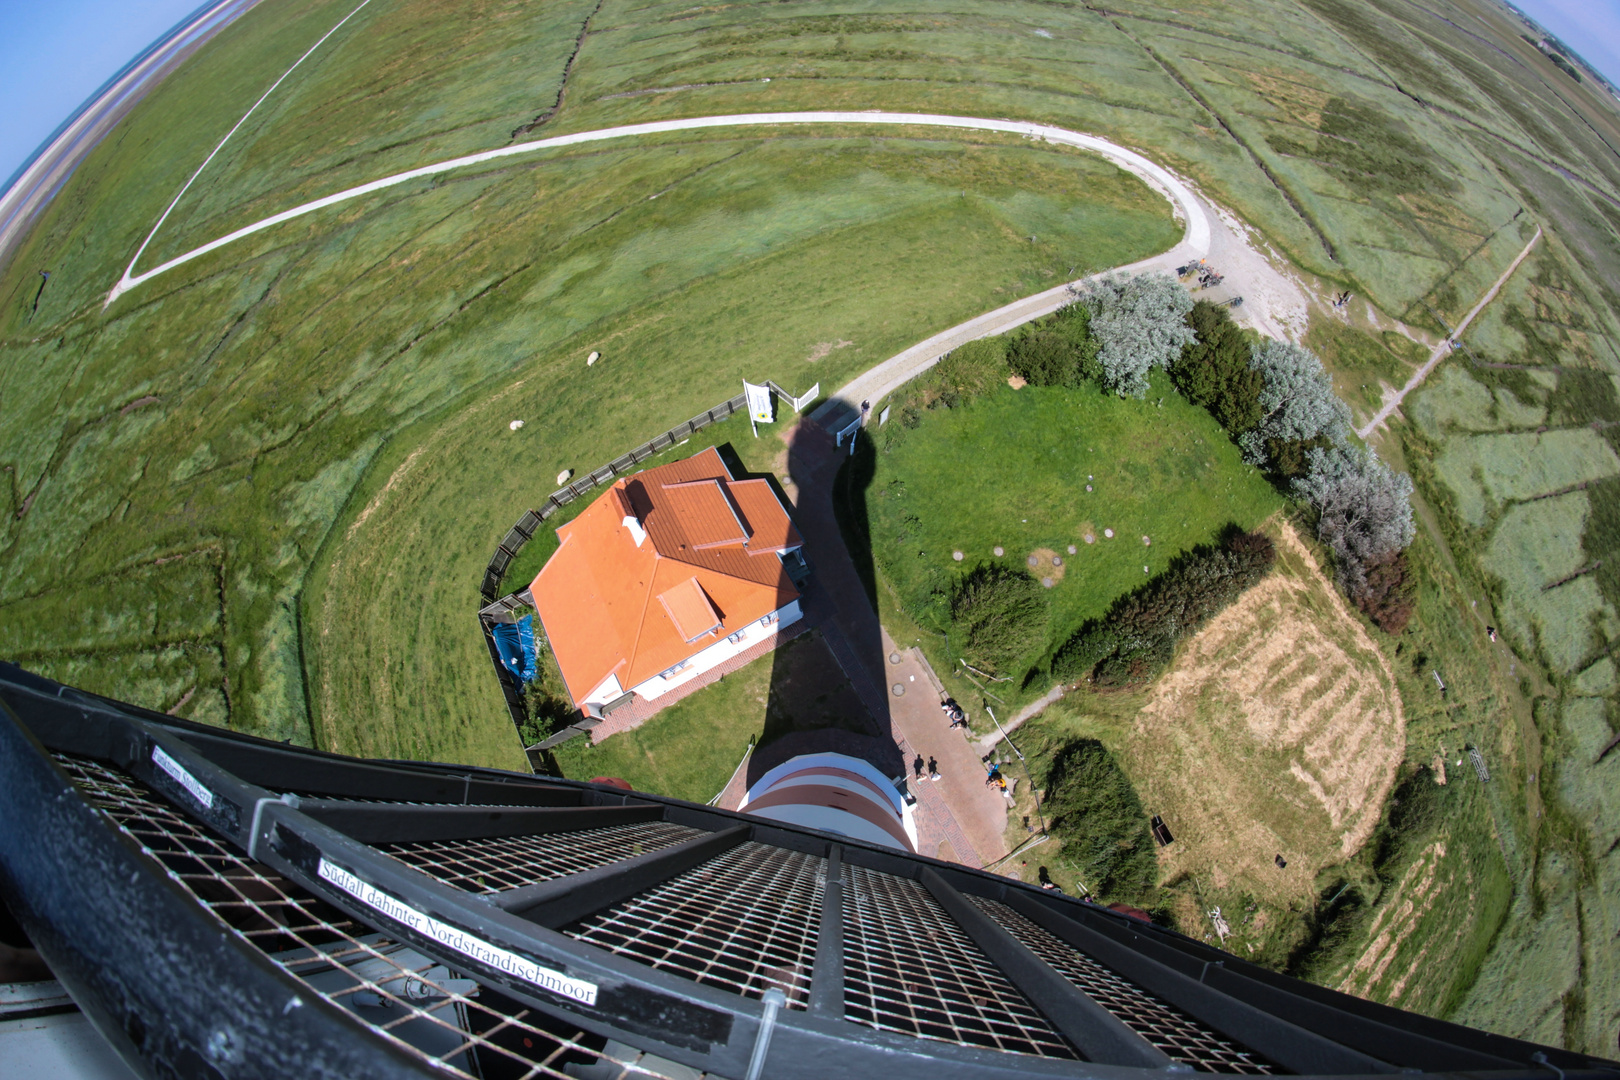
{"left": 1027, "top": 547, "right": 1067, "bottom": 586}
{"left": 1125, "top": 521, "right": 1404, "bottom": 905}
{"left": 806, "top": 339, "right": 852, "bottom": 362}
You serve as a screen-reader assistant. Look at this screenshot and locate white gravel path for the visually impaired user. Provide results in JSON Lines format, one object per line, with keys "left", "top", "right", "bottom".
{"left": 106, "top": 111, "right": 1209, "bottom": 304}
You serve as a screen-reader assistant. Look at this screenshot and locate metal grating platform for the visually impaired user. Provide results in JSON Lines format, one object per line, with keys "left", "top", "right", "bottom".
{"left": 972, "top": 895, "right": 1274, "bottom": 1073}
{"left": 53, "top": 755, "right": 699, "bottom": 1080}
{"left": 566, "top": 841, "right": 824, "bottom": 1008}
{"left": 383, "top": 821, "right": 701, "bottom": 894}
{"left": 7, "top": 661, "right": 1609, "bottom": 1080}
{"left": 842, "top": 864, "right": 1077, "bottom": 1058}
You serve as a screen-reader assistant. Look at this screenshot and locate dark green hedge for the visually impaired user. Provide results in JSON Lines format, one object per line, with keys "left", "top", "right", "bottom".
{"left": 1052, "top": 530, "right": 1276, "bottom": 688}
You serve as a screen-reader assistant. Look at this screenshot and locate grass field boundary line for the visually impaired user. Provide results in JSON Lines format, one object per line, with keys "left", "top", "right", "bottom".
{"left": 115, "top": 0, "right": 378, "bottom": 296}
{"left": 1358, "top": 226, "right": 1542, "bottom": 439}
{"left": 104, "top": 111, "right": 1210, "bottom": 305}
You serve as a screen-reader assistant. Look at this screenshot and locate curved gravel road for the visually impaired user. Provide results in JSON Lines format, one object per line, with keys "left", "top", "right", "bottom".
{"left": 107, "top": 111, "right": 1209, "bottom": 304}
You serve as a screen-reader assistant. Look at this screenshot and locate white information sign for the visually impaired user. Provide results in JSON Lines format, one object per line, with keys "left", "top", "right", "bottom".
{"left": 317, "top": 858, "right": 599, "bottom": 1006}
{"left": 152, "top": 745, "right": 214, "bottom": 809}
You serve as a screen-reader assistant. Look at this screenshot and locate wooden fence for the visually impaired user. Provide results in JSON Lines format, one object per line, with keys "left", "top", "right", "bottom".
{"left": 476, "top": 385, "right": 824, "bottom": 764}
{"left": 479, "top": 391, "right": 749, "bottom": 604}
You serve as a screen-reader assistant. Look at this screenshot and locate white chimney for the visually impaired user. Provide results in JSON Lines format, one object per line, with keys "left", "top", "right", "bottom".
{"left": 623, "top": 514, "right": 647, "bottom": 547}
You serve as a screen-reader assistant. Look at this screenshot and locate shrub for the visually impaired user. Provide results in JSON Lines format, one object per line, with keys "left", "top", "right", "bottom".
{"left": 1043, "top": 739, "right": 1158, "bottom": 900}
{"left": 1005, "top": 304, "right": 1100, "bottom": 388}
{"left": 1072, "top": 272, "right": 1196, "bottom": 398}
{"left": 1263, "top": 433, "right": 1333, "bottom": 479}
{"left": 1053, "top": 531, "right": 1276, "bottom": 687}
{"left": 950, "top": 564, "right": 1049, "bottom": 677}
{"left": 1241, "top": 340, "right": 1350, "bottom": 466}
{"left": 1294, "top": 444, "right": 1415, "bottom": 596}
{"left": 1172, "top": 301, "right": 1264, "bottom": 433}
{"left": 933, "top": 337, "right": 1008, "bottom": 406}
{"left": 1355, "top": 550, "right": 1417, "bottom": 634}
{"left": 1008, "top": 330, "right": 1080, "bottom": 387}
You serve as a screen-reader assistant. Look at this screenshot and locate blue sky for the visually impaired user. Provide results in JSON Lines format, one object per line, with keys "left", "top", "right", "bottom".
{"left": 1515, "top": 0, "right": 1620, "bottom": 91}
{"left": 0, "top": 0, "right": 205, "bottom": 186}
{"left": 0, "top": 0, "right": 1617, "bottom": 189}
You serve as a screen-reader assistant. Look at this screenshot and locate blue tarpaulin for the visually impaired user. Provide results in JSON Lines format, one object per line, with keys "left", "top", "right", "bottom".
{"left": 491, "top": 615, "right": 537, "bottom": 682}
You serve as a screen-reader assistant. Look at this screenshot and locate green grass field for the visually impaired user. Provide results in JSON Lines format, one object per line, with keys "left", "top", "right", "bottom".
{"left": 4, "top": 0, "right": 1620, "bottom": 1049}
{"left": 865, "top": 376, "right": 1283, "bottom": 678}
{"left": 548, "top": 628, "right": 873, "bottom": 801}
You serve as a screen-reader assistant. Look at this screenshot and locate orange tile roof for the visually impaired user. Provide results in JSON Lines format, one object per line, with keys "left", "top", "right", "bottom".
{"left": 658, "top": 577, "right": 722, "bottom": 642}
{"left": 530, "top": 447, "right": 803, "bottom": 705}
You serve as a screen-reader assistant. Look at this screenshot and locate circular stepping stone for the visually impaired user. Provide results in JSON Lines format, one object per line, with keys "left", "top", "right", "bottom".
{"left": 1103, "top": 528, "right": 1114, "bottom": 538}
{"left": 892, "top": 683, "right": 906, "bottom": 697}
{"left": 1067, "top": 545, "right": 1077, "bottom": 555}
{"left": 1085, "top": 485, "right": 1092, "bottom": 492}
{"left": 1042, "top": 577, "right": 1055, "bottom": 588}
{"left": 953, "top": 550, "right": 964, "bottom": 561}
{"left": 1084, "top": 534, "right": 1095, "bottom": 544}
{"left": 1028, "top": 555, "right": 1039, "bottom": 567}
{"left": 1142, "top": 535, "right": 1151, "bottom": 545}
{"left": 890, "top": 653, "right": 902, "bottom": 665}
{"left": 993, "top": 546, "right": 1005, "bottom": 556}
{"left": 1053, "top": 556, "right": 1063, "bottom": 567}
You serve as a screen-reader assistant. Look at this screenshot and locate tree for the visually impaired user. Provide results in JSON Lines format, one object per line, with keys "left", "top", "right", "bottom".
{"left": 1241, "top": 340, "right": 1350, "bottom": 466}
{"left": 951, "top": 564, "right": 1049, "bottom": 677}
{"left": 1294, "top": 444, "right": 1415, "bottom": 595}
{"left": 1354, "top": 550, "right": 1417, "bottom": 634}
{"left": 933, "top": 337, "right": 1007, "bottom": 407}
{"left": 1172, "top": 301, "right": 1264, "bottom": 433}
{"left": 1072, "top": 272, "right": 1196, "bottom": 398}
{"left": 1043, "top": 739, "right": 1158, "bottom": 900}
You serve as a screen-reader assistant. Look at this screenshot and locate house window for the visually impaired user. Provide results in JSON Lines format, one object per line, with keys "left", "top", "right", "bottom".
{"left": 727, "top": 629, "right": 745, "bottom": 645}
{"left": 758, "top": 612, "right": 777, "bottom": 628}
{"left": 658, "top": 660, "right": 688, "bottom": 680}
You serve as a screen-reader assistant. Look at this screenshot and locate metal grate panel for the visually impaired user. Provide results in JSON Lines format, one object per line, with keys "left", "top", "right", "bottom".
{"left": 566, "top": 842, "right": 823, "bottom": 1008}
{"left": 972, "top": 896, "right": 1274, "bottom": 1073}
{"left": 383, "top": 821, "right": 701, "bottom": 894}
{"left": 842, "top": 865, "right": 1076, "bottom": 1058}
{"left": 54, "top": 755, "right": 701, "bottom": 1080}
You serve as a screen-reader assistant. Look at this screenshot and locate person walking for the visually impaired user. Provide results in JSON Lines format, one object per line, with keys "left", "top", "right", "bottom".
{"left": 927, "top": 757, "right": 941, "bottom": 781}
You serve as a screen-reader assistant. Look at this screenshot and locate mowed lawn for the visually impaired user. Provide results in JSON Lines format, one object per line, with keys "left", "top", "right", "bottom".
{"left": 867, "top": 377, "right": 1284, "bottom": 659}
{"left": 548, "top": 629, "right": 873, "bottom": 802}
